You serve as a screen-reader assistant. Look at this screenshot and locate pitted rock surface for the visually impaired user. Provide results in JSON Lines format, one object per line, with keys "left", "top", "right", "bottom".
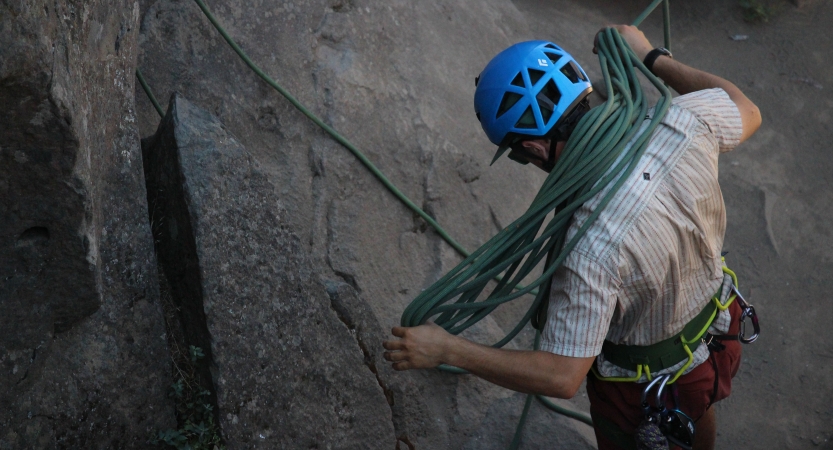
{"left": 142, "top": 94, "right": 396, "bottom": 448}
{"left": 0, "top": 0, "right": 174, "bottom": 448}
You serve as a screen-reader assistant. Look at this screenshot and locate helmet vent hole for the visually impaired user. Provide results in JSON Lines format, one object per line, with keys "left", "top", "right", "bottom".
{"left": 515, "top": 106, "right": 537, "bottom": 129}
{"left": 510, "top": 73, "right": 525, "bottom": 88}
{"left": 544, "top": 43, "right": 561, "bottom": 50}
{"left": 537, "top": 79, "right": 561, "bottom": 123}
{"left": 540, "top": 79, "right": 561, "bottom": 105}
{"left": 544, "top": 52, "right": 562, "bottom": 65}
{"left": 496, "top": 92, "right": 523, "bottom": 118}
{"left": 560, "top": 62, "right": 584, "bottom": 83}
{"left": 540, "top": 103, "right": 553, "bottom": 124}
{"left": 528, "top": 69, "right": 545, "bottom": 86}
{"left": 574, "top": 62, "right": 588, "bottom": 81}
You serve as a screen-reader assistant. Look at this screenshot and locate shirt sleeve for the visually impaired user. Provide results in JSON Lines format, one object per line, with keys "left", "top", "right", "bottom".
{"left": 672, "top": 88, "right": 743, "bottom": 153}
{"left": 540, "top": 251, "right": 619, "bottom": 358}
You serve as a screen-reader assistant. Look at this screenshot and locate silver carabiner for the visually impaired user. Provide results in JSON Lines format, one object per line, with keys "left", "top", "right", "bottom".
{"left": 642, "top": 374, "right": 667, "bottom": 406}
{"left": 640, "top": 374, "right": 671, "bottom": 424}
{"left": 732, "top": 286, "right": 760, "bottom": 344}
{"left": 655, "top": 374, "right": 672, "bottom": 412}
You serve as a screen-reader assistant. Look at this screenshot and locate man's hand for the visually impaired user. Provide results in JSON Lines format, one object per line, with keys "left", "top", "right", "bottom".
{"left": 594, "top": 24, "right": 653, "bottom": 61}
{"left": 383, "top": 323, "right": 453, "bottom": 371}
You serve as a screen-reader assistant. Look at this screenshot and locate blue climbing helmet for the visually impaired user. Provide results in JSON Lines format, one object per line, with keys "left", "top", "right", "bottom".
{"left": 474, "top": 40, "right": 593, "bottom": 165}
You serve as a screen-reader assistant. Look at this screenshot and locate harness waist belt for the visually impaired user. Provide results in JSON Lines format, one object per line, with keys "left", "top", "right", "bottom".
{"left": 601, "top": 300, "right": 718, "bottom": 373}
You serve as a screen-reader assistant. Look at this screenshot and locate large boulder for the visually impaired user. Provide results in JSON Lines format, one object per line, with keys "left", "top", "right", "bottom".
{"left": 142, "top": 94, "right": 396, "bottom": 448}
{"left": 0, "top": 0, "right": 174, "bottom": 447}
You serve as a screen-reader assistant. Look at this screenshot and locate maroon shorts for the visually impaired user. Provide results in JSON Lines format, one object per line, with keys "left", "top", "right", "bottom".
{"left": 586, "top": 300, "right": 743, "bottom": 450}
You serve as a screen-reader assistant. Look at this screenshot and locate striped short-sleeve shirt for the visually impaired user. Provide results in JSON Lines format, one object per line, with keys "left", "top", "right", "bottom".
{"left": 540, "top": 88, "right": 743, "bottom": 378}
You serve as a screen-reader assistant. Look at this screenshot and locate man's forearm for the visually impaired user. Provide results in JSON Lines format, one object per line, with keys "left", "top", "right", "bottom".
{"left": 650, "top": 56, "right": 738, "bottom": 96}
{"left": 626, "top": 37, "right": 742, "bottom": 97}
{"left": 650, "top": 55, "right": 761, "bottom": 141}
{"left": 612, "top": 24, "right": 761, "bottom": 142}
{"left": 383, "top": 323, "right": 594, "bottom": 399}
{"left": 444, "top": 334, "right": 593, "bottom": 399}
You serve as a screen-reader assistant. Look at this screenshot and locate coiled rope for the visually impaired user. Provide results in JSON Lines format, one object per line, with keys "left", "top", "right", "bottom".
{"left": 401, "top": 25, "right": 672, "bottom": 340}
{"left": 135, "top": 0, "right": 673, "bottom": 440}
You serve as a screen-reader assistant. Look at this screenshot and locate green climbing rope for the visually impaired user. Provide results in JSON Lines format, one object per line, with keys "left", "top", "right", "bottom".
{"left": 402, "top": 26, "right": 672, "bottom": 446}
{"left": 400, "top": 30, "right": 672, "bottom": 347}
{"left": 135, "top": 0, "right": 675, "bottom": 440}
{"left": 136, "top": 68, "right": 165, "bottom": 118}
{"left": 187, "top": 0, "right": 471, "bottom": 258}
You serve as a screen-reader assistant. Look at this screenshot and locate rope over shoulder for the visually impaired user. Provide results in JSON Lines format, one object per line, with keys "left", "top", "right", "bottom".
{"left": 401, "top": 28, "right": 672, "bottom": 351}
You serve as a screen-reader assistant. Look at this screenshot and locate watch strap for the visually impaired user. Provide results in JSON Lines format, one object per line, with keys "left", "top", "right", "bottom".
{"left": 643, "top": 47, "right": 672, "bottom": 73}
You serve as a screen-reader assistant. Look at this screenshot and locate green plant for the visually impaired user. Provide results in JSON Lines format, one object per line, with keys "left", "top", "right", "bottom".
{"left": 739, "top": 0, "right": 779, "bottom": 22}
{"left": 152, "top": 270, "right": 225, "bottom": 450}
{"left": 189, "top": 345, "right": 205, "bottom": 363}
{"left": 151, "top": 269, "right": 225, "bottom": 450}
{"left": 155, "top": 360, "right": 224, "bottom": 449}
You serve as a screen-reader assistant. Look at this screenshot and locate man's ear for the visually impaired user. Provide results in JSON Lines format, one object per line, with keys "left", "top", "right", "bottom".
{"left": 521, "top": 139, "right": 551, "bottom": 156}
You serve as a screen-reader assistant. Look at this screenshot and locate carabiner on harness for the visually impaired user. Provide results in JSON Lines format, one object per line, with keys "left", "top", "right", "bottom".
{"left": 732, "top": 286, "right": 760, "bottom": 344}
{"left": 636, "top": 375, "right": 671, "bottom": 450}
{"left": 636, "top": 375, "right": 696, "bottom": 450}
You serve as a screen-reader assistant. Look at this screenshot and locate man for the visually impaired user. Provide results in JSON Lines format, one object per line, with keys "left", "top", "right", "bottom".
{"left": 383, "top": 25, "right": 761, "bottom": 450}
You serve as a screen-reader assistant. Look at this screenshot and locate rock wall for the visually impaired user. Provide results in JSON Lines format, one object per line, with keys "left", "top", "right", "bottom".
{"left": 0, "top": 0, "right": 813, "bottom": 447}
{"left": 0, "top": 0, "right": 174, "bottom": 447}
{"left": 142, "top": 94, "right": 396, "bottom": 448}
{"left": 134, "top": 0, "right": 598, "bottom": 447}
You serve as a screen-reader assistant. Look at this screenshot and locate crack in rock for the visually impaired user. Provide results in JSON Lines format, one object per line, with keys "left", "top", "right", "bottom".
{"left": 324, "top": 281, "right": 395, "bottom": 407}
{"left": 396, "top": 434, "right": 416, "bottom": 450}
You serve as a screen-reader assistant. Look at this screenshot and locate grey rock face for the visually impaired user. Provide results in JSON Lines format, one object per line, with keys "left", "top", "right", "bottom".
{"left": 134, "top": 0, "right": 597, "bottom": 447}
{"left": 0, "top": 0, "right": 174, "bottom": 448}
{"left": 0, "top": 2, "right": 98, "bottom": 366}
{"left": 142, "top": 94, "right": 396, "bottom": 449}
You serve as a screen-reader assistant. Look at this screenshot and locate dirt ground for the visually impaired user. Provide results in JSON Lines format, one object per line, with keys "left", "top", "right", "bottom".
{"left": 511, "top": 0, "right": 833, "bottom": 448}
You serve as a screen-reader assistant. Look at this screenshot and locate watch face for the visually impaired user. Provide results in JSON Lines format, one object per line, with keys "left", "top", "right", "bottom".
{"left": 658, "top": 47, "right": 673, "bottom": 58}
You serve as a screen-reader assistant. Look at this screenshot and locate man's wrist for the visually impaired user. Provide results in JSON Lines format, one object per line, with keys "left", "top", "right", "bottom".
{"left": 633, "top": 46, "right": 653, "bottom": 62}
{"left": 441, "top": 333, "right": 466, "bottom": 367}
{"left": 643, "top": 47, "right": 673, "bottom": 74}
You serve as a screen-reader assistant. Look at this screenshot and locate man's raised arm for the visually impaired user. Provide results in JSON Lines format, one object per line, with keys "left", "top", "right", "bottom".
{"left": 610, "top": 25, "right": 762, "bottom": 143}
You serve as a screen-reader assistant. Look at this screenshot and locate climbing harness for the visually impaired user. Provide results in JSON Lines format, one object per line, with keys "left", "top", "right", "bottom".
{"left": 592, "top": 263, "right": 761, "bottom": 449}
{"left": 134, "top": 0, "right": 761, "bottom": 446}
{"left": 592, "top": 264, "right": 760, "bottom": 385}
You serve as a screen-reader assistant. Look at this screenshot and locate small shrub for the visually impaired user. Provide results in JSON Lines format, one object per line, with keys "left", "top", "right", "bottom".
{"left": 739, "top": 0, "right": 780, "bottom": 22}
{"left": 189, "top": 345, "right": 205, "bottom": 363}
{"left": 152, "top": 270, "right": 226, "bottom": 450}
{"left": 155, "top": 355, "right": 224, "bottom": 450}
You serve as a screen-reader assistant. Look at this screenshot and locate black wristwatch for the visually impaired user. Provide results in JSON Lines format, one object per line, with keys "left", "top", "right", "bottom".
{"left": 643, "top": 47, "right": 672, "bottom": 73}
